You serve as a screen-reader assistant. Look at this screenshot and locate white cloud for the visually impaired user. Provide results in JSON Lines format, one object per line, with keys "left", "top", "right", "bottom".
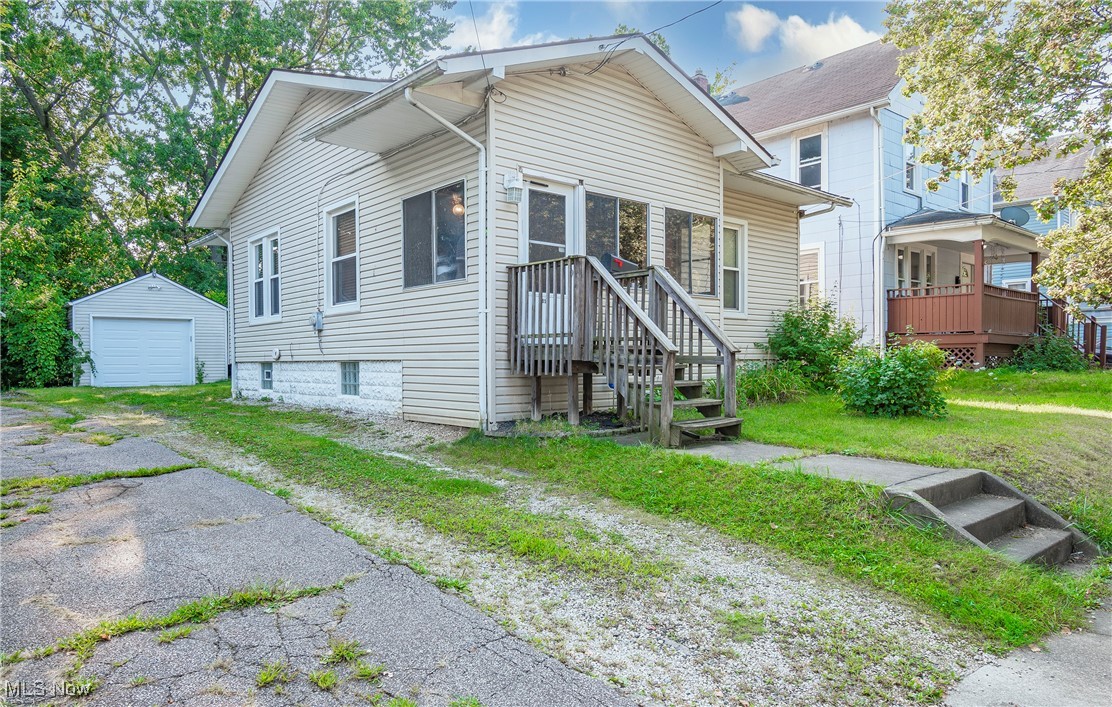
{"left": 730, "top": 4, "right": 780, "bottom": 52}
{"left": 444, "top": 2, "right": 560, "bottom": 54}
{"left": 726, "top": 5, "right": 882, "bottom": 83}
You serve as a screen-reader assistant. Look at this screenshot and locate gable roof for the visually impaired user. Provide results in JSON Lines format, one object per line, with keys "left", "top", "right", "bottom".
{"left": 998, "top": 138, "right": 1094, "bottom": 205}
{"left": 726, "top": 41, "right": 904, "bottom": 136}
{"left": 299, "top": 35, "right": 774, "bottom": 174}
{"left": 188, "top": 70, "right": 389, "bottom": 229}
{"left": 68, "top": 272, "right": 227, "bottom": 310}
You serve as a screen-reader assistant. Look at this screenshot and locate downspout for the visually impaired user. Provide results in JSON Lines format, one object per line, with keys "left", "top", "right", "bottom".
{"left": 404, "top": 88, "right": 491, "bottom": 431}
{"left": 869, "top": 106, "right": 886, "bottom": 345}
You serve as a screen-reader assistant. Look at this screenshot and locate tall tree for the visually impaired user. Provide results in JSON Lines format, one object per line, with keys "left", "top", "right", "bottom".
{"left": 885, "top": 0, "right": 1112, "bottom": 307}
{"left": 1, "top": 0, "right": 453, "bottom": 387}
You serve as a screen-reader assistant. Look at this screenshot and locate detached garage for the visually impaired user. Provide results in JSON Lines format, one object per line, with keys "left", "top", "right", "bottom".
{"left": 70, "top": 273, "right": 228, "bottom": 387}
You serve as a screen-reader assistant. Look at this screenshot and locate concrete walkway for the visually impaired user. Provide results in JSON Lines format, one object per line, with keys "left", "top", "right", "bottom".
{"left": 1, "top": 407, "right": 628, "bottom": 706}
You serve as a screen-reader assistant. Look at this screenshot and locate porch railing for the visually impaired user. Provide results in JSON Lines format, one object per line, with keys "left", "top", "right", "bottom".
{"left": 887, "top": 283, "right": 1039, "bottom": 336}
{"left": 1041, "top": 295, "right": 1109, "bottom": 367}
{"left": 615, "top": 266, "right": 739, "bottom": 417}
{"left": 507, "top": 256, "right": 679, "bottom": 439}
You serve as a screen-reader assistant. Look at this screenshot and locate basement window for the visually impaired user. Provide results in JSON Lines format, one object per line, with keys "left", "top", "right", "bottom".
{"left": 260, "top": 362, "right": 273, "bottom": 390}
{"left": 340, "top": 362, "right": 359, "bottom": 396}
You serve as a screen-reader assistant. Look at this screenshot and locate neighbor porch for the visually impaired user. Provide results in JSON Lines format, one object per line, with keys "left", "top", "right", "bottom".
{"left": 883, "top": 211, "right": 1047, "bottom": 366}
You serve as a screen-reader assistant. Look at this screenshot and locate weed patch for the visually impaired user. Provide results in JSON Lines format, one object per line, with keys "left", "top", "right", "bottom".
{"left": 444, "top": 434, "right": 1108, "bottom": 650}
{"left": 1, "top": 465, "right": 193, "bottom": 497}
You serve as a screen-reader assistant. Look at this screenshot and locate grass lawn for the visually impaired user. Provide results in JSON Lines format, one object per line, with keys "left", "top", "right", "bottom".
{"left": 13, "top": 379, "right": 1110, "bottom": 653}
{"left": 737, "top": 369, "right": 1112, "bottom": 549}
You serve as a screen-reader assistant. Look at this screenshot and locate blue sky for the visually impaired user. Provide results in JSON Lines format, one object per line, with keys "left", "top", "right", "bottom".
{"left": 439, "top": 1, "right": 888, "bottom": 89}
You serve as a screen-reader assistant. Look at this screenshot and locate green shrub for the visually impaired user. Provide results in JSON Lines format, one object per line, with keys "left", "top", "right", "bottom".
{"left": 836, "top": 339, "right": 948, "bottom": 418}
{"left": 1010, "top": 326, "right": 1089, "bottom": 372}
{"left": 706, "top": 361, "right": 810, "bottom": 406}
{"left": 765, "top": 298, "right": 860, "bottom": 389}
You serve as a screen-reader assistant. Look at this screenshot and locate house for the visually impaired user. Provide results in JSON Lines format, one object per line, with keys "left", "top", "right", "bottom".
{"left": 187, "top": 36, "right": 848, "bottom": 444}
{"left": 69, "top": 272, "right": 228, "bottom": 386}
{"left": 727, "top": 41, "right": 1075, "bottom": 366}
{"left": 993, "top": 143, "right": 1112, "bottom": 342}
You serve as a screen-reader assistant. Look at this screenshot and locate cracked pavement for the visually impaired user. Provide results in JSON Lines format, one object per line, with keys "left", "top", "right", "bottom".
{"left": 0, "top": 406, "right": 630, "bottom": 706}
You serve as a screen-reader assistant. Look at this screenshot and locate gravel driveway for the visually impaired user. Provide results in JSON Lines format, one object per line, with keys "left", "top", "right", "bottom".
{"left": 0, "top": 405, "right": 628, "bottom": 706}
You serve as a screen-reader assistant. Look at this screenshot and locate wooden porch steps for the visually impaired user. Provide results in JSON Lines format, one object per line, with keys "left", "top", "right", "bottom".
{"left": 669, "top": 416, "right": 742, "bottom": 447}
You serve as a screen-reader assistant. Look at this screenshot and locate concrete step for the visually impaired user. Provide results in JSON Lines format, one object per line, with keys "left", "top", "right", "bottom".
{"left": 669, "top": 416, "right": 742, "bottom": 447}
{"left": 988, "top": 526, "right": 1074, "bottom": 566}
{"left": 893, "top": 469, "right": 984, "bottom": 508}
{"left": 938, "top": 494, "right": 1026, "bottom": 544}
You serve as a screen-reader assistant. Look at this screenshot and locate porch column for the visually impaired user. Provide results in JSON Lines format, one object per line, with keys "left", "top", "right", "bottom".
{"left": 972, "top": 239, "right": 985, "bottom": 335}
{"left": 1030, "top": 252, "right": 1040, "bottom": 292}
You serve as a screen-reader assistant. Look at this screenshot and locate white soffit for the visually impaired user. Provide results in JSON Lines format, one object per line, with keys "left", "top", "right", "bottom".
{"left": 188, "top": 71, "right": 387, "bottom": 229}
{"left": 725, "top": 171, "right": 852, "bottom": 208}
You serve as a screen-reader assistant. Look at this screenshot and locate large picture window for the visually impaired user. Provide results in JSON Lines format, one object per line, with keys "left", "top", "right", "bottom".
{"left": 797, "top": 133, "right": 823, "bottom": 189}
{"left": 326, "top": 203, "right": 358, "bottom": 308}
{"left": 403, "top": 181, "right": 466, "bottom": 287}
{"left": 664, "top": 208, "right": 716, "bottom": 296}
{"left": 585, "top": 193, "right": 648, "bottom": 266}
{"left": 249, "top": 230, "right": 280, "bottom": 321}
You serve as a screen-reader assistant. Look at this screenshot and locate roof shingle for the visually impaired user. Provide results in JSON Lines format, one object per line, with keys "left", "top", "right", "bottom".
{"left": 726, "top": 41, "right": 904, "bottom": 135}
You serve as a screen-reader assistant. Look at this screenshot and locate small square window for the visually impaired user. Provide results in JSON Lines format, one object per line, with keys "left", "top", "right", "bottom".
{"left": 340, "top": 362, "right": 359, "bottom": 396}
{"left": 261, "top": 362, "right": 273, "bottom": 390}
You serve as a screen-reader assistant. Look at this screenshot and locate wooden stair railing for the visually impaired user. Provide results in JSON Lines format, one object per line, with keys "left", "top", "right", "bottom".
{"left": 615, "top": 266, "right": 740, "bottom": 418}
{"left": 508, "top": 256, "right": 679, "bottom": 441}
{"left": 1040, "top": 295, "right": 1109, "bottom": 367}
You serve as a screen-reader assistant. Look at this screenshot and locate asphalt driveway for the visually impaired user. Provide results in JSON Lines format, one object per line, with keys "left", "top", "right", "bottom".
{"left": 0, "top": 405, "right": 628, "bottom": 706}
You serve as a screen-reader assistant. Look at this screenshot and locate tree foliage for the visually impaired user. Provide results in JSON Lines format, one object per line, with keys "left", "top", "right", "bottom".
{"left": 885, "top": 0, "right": 1112, "bottom": 307}
{"left": 1, "top": 0, "right": 452, "bottom": 387}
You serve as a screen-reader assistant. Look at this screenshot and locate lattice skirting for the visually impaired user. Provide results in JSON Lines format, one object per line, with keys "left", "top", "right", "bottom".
{"left": 940, "top": 346, "right": 980, "bottom": 369}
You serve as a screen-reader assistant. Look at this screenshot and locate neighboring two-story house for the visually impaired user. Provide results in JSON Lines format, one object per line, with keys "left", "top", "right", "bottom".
{"left": 188, "top": 36, "right": 848, "bottom": 443}
{"left": 728, "top": 41, "right": 1055, "bottom": 365}
{"left": 992, "top": 143, "right": 1111, "bottom": 331}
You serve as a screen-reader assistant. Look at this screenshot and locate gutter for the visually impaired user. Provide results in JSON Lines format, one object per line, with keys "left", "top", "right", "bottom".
{"left": 869, "top": 106, "right": 886, "bottom": 345}
{"left": 754, "top": 100, "right": 890, "bottom": 141}
{"left": 403, "top": 87, "right": 492, "bottom": 432}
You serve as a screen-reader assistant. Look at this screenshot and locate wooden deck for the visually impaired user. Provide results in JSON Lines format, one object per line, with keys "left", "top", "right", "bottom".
{"left": 888, "top": 284, "right": 1108, "bottom": 367}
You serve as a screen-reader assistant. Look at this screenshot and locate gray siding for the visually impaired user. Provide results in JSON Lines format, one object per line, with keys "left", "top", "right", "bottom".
{"left": 71, "top": 277, "right": 227, "bottom": 385}
{"left": 226, "top": 89, "right": 483, "bottom": 427}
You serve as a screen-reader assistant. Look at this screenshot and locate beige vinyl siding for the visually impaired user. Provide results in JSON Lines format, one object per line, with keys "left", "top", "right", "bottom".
{"left": 227, "top": 88, "right": 484, "bottom": 427}
{"left": 490, "top": 64, "right": 724, "bottom": 420}
{"left": 721, "top": 189, "right": 800, "bottom": 356}
{"left": 71, "top": 278, "right": 227, "bottom": 385}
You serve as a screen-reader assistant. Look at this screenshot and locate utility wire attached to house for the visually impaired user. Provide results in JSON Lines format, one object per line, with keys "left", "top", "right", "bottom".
{"left": 586, "top": 0, "right": 723, "bottom": 76}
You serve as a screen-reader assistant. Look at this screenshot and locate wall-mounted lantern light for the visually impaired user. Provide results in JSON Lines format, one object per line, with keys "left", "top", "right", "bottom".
{"left": 503, "top": 171, "right": 523, "bottom": 204}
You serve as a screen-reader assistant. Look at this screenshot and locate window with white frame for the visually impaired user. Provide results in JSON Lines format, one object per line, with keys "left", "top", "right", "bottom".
{"left": 249, "top": 231, "right": 280, "bottom": 320}
{"left": 403, "top": 181, "right": 466, "bottom": 288}
{"left": 896, "top": 245, "right": 936, "bottom": 290}
{"left": 722, "top": 223, "right": 746, "bottom": 312}
{"left": 664, "top": 208, "right": 716, "bottom": 296}
{"left": 260, "top": 362, "right": 273, "bottom": 390}
{"left": 326, "top": 201, "right": 358, "bottom": 308}
{"left": 903, "top": 130, "right": 918, "bottom": 192}
{"left": 960, "top": 171, "right": 972, "bottom": 210}
{"left": 799, "top": 248, "right": 821, "bottom": 304}
{"left": 585, "top": 193, "right": 648, "bottom": 265}
{"left": 340, "top": 362, "right": 359, "bottom": 396}
{"left": 796, "top": 133, "right": 823, "bottom": 189}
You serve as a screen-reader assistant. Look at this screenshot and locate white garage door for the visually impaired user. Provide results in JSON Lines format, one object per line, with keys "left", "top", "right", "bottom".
{"left": 91, "top": 317, "right": 193, "bottom": 387}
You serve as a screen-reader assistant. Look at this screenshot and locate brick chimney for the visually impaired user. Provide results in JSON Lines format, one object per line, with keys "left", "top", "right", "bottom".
{"left": 693, "top": 70, "right": 709, "bottom": 93}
